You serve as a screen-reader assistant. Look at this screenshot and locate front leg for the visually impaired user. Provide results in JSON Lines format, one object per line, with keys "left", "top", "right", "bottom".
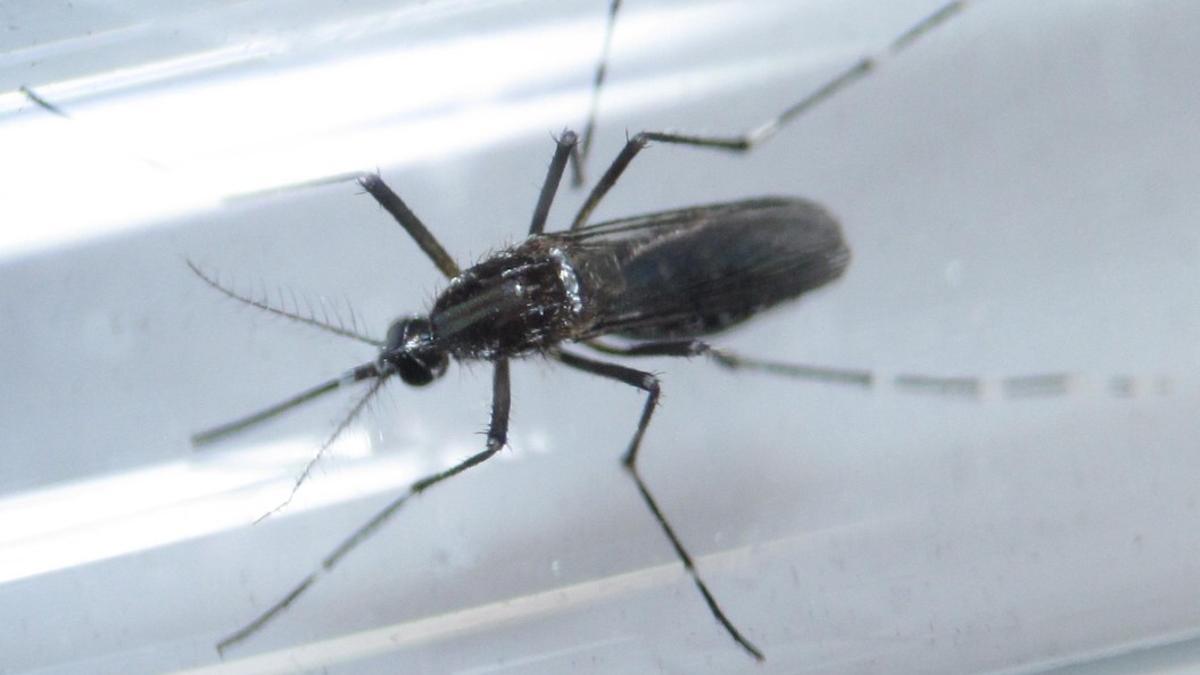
{"left": 217, "top": 359, "right": 512, "bottom": 654}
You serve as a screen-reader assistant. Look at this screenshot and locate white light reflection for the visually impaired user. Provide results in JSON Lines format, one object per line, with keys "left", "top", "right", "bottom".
{"left": 0, "top": 420, "right": 581, "bottom": 586}
{"left": 0, "top": 431, "right": 420, "bottom": 585}
{"left": 0, "top": 0, "right": 812, "bottom": 260}
{"left": 163, "top": 536, "right": 757, "bottom": 675}
{"left": 162, "top": 521, "right": 898, "bottom": 675}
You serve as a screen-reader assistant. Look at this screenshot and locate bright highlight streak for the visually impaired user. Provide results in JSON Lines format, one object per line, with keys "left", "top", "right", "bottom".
{"left": 0, "top": 0, "right": 813, "bottom": 261}
{"left": 0, "top": 432, "right": 414, "bottom": 585}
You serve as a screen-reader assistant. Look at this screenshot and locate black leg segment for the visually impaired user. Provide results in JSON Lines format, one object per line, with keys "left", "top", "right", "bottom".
{"left": 572, "top": 0, "right": 623, "bottom": 187}
{"left": 570, "top": 1, "right": 970, "bottom": 229}
{"left": 358, "top": 173, "right": 462, "bottom": 280}
{"left": 216, "top": 359, "right": 512, "bottom": 654}
{"left": 529, "top": 130, "right": 579, "bottom": 236}
{"left": 555, "top": 349, "right": 764, "bottom": 661}
{"left": 585, "top": 338, "right": 1072, "bottom": 400}
{"left": 584, "top": 338, "right": 874, "bottom": 387}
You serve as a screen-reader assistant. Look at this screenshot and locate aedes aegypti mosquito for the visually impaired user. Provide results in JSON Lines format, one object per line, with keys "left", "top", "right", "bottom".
{"left": 179, "top": 0, "right": 981, "bottom": 662}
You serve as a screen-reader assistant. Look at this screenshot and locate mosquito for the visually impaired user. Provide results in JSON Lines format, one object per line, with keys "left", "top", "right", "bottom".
{"left": 180, "top": 0, "right": 982, "bottom": 661}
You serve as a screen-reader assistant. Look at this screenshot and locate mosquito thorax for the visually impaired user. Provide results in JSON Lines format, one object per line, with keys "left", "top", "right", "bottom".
{"left": 427, "top": 243, "right": 585, "bottom": 361}
{"left": 379, "top": 317, "right": 448, "bottom": 386}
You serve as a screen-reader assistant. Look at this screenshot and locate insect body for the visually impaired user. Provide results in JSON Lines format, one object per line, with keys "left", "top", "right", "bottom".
{"left": 184, "top": 0, "right": 972, "bottom": 662}
{"left": 425, "top": 197, "right": 847, "bottom": 363}
{"left": 190, "top": 153, "right": 853, "bottom": 660}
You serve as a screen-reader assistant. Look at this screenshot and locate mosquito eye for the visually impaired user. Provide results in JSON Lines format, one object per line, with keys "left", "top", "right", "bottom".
{"left": 394, "top": 352, "right": 447, "bottom": 386}
{"left": 396, "top": 358, "right": 433, "bottom": 385}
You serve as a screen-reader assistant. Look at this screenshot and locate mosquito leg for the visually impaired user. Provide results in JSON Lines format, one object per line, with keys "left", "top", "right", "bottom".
{"left": 585, "top": 338, "right": 873, "bottom": 388}
{"left": 571, "top": 1, "right": 969, "bottom": 228}
{"left": 585, "top": 338, "right": 978, "bottom": 395}
{"left": 217, "top": 359, "right": 511, "bottom": 654}
{"left": 357, "top": 174, "right": 461, "bottom": 280}
{"left": 529, "top": 130, "right": 579, "bottom": 235}
{"left": 585, "top": 339, "right": 1088, "bottom": 400}
{"left": 19, "top": 85, "right": 69, "bottom": 117}
{"left": 555, "top": 349, "right": 764, "bottom": 661}
{"left": 556, "top": 350, "right": 658, "bottom": 466}
{"left": 998, "top": 373, "right": 1074, "bottom": 399}
{"left": 571, "top": 0, "right": 623, "bottom": 187}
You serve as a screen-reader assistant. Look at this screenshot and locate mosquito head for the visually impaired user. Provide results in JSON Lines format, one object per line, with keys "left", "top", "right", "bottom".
{"left": 379, "top": 316, "right": 448, "bottom": 386}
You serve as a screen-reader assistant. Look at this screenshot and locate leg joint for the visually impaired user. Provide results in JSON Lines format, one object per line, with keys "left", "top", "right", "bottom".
{"left": 557, "top": 129, "right": 579, "bottom": 146}
{"left": 640, "top": 372, "right": 660, "bottom": 394}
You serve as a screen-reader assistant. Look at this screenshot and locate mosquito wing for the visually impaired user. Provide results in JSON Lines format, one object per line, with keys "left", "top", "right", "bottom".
{"left": 559, "top": 197, "right": 850, "bottom": 340}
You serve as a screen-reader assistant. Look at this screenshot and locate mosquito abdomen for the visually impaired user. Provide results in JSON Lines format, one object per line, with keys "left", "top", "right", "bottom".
{"left": 575, "top": 197, "right": 850, "bottom": 340}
